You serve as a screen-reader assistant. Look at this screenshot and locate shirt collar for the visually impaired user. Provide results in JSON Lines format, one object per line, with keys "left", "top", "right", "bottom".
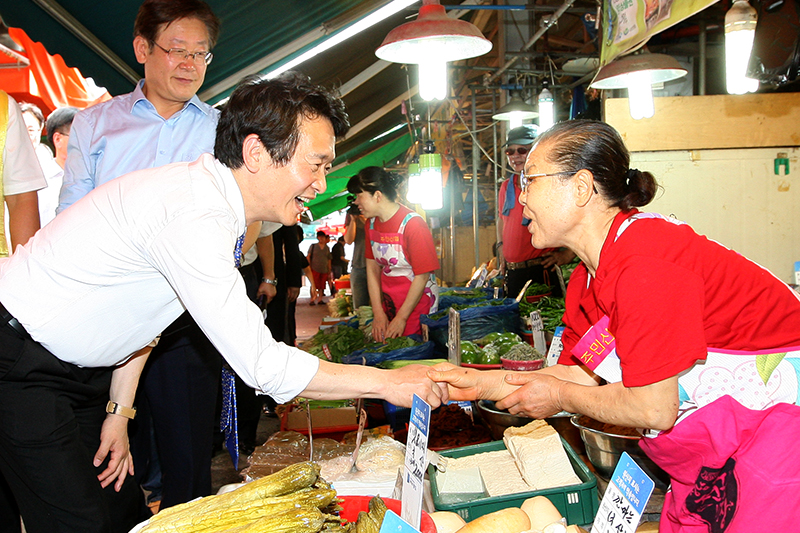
{"left": 129, "top": 79, "right": 212, "bottom": 117}
{"left": 208, "top": 155, "right": 248, "bottom": 237}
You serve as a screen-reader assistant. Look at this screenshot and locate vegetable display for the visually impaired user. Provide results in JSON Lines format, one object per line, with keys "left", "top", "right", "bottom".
{"left": 519, "top": 296, "right": 566, "bottom": 331}
{"left": 299, "top": 326, "right": 369, "bottom": 363}
{"left": 140, "top": 462, "right": 345, "bottom": 532}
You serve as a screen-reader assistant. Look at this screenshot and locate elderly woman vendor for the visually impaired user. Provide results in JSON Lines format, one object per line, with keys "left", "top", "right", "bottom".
{"left": 430, "top": 120, "right": 800, "bottom": 532}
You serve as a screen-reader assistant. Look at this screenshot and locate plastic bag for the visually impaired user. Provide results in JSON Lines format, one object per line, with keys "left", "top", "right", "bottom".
{"left": 341, "top": 335, "right": 435, "bottom": 366}
{"left": 436, "top": 287, "right": 494, "bottom": 312}
{"left": 421, "top": 299, "right": 520, "bottom": 351}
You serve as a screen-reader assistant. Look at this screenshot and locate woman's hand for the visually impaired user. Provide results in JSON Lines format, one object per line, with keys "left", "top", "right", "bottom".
{"left": 427, "top": 364, "right": 516, "bottom": 402}
{"left": 371, "top": 309, "right": 388, "bottom": 342}
{"left": 495, "top": 372, "right": 566, "bottom": 418}
{"left": 385, "top": 316, "right": 407, "bottom": 339}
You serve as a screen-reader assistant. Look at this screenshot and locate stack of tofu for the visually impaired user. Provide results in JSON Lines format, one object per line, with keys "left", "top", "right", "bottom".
{"left": 445, "top": 420, "right": 581, "bottom": 497}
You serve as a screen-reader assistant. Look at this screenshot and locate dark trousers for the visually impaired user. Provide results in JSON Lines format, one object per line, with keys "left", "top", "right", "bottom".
{"left": 0, "top": 329, "right": 142, "bottom": 533}
{"left": 130, "top": 312, "right": 222, "bottom": 511}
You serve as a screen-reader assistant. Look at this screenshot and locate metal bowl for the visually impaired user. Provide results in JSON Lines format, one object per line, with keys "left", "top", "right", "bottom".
{"left": 474, "top": 401, "right": 585, "bottom": 455}
{"left": 570, "top": 415, "right": 669, "bottom": 489}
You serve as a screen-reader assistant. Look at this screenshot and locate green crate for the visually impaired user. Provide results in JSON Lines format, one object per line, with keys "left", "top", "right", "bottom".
{"left": 428, "top": 438, "right": 599, "bottom": 527}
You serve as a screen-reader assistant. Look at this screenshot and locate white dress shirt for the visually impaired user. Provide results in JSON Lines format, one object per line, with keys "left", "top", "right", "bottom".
{"left": 0, "top": 153, "right": 319, "bottom": 403}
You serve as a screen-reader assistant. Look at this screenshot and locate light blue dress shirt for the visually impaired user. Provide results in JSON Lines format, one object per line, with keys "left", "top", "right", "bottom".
{"left": 58, "top": 79, "right": 219, "bottom": 213}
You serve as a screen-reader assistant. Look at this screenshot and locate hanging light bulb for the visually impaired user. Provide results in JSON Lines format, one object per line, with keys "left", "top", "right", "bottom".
{"left": 626, "top": 70, "right": 656, "bottom": 119}
{"left": 406, "top": 160, "right": 423, "bottom": 204}
{"left": 419, "top": 142, "right": 443, "bottom": 210}
{"left": 492, "top": 92, "right": 538, "bottom": 129}
{"left": 419, "top": 61, "right": 447, "bottom": 101}
{"left": 538, "top": 83, "right": 555, "bottom": 131}
{"left": 590, "top": 52, "right": 687, "bottom": 120}
{"left": 375, "top": 0, "right": 492, "bottom": 102}
{"left": 725, "top": 0, "right": 759, "bottom": 95}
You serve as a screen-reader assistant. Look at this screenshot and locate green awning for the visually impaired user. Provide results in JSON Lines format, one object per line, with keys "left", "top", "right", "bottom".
{"left": 307, "top": 132, "right": 413, "bottom": 220}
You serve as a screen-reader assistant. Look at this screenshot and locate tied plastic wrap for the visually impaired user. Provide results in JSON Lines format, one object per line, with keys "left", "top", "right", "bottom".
{"left": 421, "top": 298, "right": 521, "bottom": 351}
{"left": 341, "top": 335, "right": 435, "bottom": 366}
{"left": 436, "top": 287, "right": 494, "bottom": 312}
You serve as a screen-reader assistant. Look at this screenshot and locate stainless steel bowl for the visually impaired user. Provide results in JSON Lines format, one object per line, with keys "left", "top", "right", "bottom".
{"left": 474, "top": 401, "right": 585, "bottom": 455}
{"left": 570, "top": 414, "right": 669, "bottom": 489}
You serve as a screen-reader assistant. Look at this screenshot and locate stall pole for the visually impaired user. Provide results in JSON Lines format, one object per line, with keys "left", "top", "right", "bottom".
{"left": 471, "top": 88, "right": 480, "bottom": 269}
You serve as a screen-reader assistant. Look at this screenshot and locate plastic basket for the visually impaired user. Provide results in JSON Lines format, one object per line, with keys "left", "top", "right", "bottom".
{"left": 429, "top": 439, "right": 599, "bottom": 528}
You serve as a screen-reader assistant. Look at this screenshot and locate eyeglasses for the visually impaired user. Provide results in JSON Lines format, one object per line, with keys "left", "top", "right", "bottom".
{"left": 520, "top": 170, "right": 574, "bottom": 192}
{"left": 151, "top": 41, "right": 213, "bottom": 66}
{"left": 505, "top": 147, "right": 530, "bottom": 156}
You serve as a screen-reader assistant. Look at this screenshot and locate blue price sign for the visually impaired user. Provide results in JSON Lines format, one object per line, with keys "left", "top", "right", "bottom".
{"left": 402, "top": 394, "right": 431, "bottom": 529}
{"left": 593, "top": 452, "right": 655, "bottom": 533}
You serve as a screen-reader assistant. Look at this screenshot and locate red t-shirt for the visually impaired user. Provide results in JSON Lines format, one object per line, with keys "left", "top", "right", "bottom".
{"left": 559, "top": 210, "right": 800, "bottom": 388}
{"left": 365, "top": 205, "right": 440, "bottom": 275}
{"left": 498, "top": 175, "right": 554, "bottom": 262}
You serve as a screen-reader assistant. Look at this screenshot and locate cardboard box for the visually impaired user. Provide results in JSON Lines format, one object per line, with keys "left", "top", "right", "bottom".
{"left": 281, "top": 406, "right": 358, "bottom": 440}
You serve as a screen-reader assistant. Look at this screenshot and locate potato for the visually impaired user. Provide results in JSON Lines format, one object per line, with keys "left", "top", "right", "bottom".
{"left": 429, "top": 511, "right": 467, "bottom": 533}
{"left": 521, "top": 496, "right": 563, "bottom": 531}
{"left": 456, "top": 508, "right": 530, "bottom": 533}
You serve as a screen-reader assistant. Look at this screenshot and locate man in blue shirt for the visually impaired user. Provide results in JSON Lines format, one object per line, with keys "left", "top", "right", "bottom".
{"left": 57, "top": 0, "right": 223, "bottom": 520}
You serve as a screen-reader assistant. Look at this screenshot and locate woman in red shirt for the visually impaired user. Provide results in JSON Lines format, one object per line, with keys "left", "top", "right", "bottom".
{"left": 351, "top": 166, "right": 439, "bottom": 342}
{"left": 431, "top": 120, "right": 800, "bottom": 532}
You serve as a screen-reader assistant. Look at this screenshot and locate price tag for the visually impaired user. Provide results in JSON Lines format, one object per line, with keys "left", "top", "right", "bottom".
{"left": 528, "top": 311, "right": 547, "bottom": 354}
{"left": 447, "top": 307, "right": 461, "bottom": 366}
{"left": 401, "top": 394, "right": 431, "bottom": 529}
{"left": 593, "top": 452, "right": 655, "bottom": 533}
{"left": 545, "top": 326, "right": 565, "bottom": 367}
{"left": 380, "top": 510, "right": 422, "bottom": 533}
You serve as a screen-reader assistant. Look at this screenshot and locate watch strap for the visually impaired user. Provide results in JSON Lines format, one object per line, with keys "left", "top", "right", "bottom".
{"left": 106, "top": 401, "right": 137, "bottom": 419}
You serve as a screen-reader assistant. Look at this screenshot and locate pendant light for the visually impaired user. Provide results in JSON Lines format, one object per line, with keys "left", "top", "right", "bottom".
{"left": 406, "top": 159, "right": 423, "bottom": 204}
{"left": 590, "top": 52, "right": 687, "bottom": 120}
{"left": 492, "top": 92, "right": 538, "bottom": 129}
{"left": 418, "top": 141, "right": 443, "bottom": 210}
{"left": 375, "top": 0, "right": 492, "bottom": 101}
{"left": 725, "top": 0, "right": 759, "bottom": 95}
{"left": 537, "top": 82, "right": 555, "bottom": 131}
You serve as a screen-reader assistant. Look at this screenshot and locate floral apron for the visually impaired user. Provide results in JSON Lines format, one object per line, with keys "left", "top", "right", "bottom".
{"left": 571, "top": 213, "right": 800, "bottom": 532}
{"left": 370, "top": 212, "right": 438, "bottom": 336}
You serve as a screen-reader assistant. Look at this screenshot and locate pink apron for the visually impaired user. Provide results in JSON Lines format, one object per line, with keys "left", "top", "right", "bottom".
{"left": 370, "top": 212, "right": 438, "bottom": 336}
{"left": 572, "top": 212, "right": 800, "bottom": 532}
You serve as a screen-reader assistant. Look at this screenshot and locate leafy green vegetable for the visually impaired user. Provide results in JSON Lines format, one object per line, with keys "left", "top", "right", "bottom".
{"left": 439, "top": 288, "right": 486, "bottom": 298}
{"left": 299, "top": 325, "right": 369, "bottom": 363}
{"left": 377, "top": 359, "right": 448, "bottom": 369}
{"left": 363, "top": 336, "right": 420, "bottom": 354}
{"left": 519, "top": 296, "right": 566, "bottom": 331}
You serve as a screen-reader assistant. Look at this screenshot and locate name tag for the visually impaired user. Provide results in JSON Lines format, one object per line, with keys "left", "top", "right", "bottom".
{"left": 571, "top": 315, "right": 622, "bottom": 383}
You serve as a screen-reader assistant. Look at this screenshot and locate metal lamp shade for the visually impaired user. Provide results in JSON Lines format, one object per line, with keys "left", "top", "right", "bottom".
{"left": 590, "top": 53, "right": 687, "bottom": 89}
{"left": 375, "top": 0, "right": 492, "bottom": 64}
{"left": 493, "top": 94, "right": 539, "bottom": 121}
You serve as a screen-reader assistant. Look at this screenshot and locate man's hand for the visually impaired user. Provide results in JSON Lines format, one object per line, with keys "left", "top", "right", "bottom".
{"left": 94, "top": 414, "right": 134, "bottom": 491}
{"left": 540, "top": 248, "right": 576, "bottom": 269}
{"left": 381, "top": 365, "right": 449, "bottom": 408}
{"left": 287, "top": 286, "right": 300, "bottom": 303}
{"left": 427, "top": 363, "right": 513, "bottom": 402}
{"left": 257, "top": 281, "right": 277, "bottom": 304}
{"left": 495, "top": 372, "right": 565, "bottom": 418}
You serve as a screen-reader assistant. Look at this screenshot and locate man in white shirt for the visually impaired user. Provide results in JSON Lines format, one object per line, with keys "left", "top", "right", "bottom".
{"left": 0, "top": 73, "right": 448, "bottom": 533}
{"left": 1, "top": 93, "right": 45, "bottom": 257}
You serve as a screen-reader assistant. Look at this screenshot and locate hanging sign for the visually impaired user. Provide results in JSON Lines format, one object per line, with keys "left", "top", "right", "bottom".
{"left": 600, "top": 0, "right": 717, "bottom": 65}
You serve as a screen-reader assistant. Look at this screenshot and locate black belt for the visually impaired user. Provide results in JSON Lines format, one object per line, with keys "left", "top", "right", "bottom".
{"left": 506, "top": 258, "right": 544, "bottom": 270}
{"left": 0, "top": 301, "right": 32, "bottom": 340}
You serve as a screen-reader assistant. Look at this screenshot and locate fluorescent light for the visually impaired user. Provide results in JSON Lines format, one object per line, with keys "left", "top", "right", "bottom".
{"left": 419, "top": 60, "right": 447, "bottom": 101}
{"left": 369, "top": 123, "right": 406, "bottom": 142}
{"left": 264, "top": 0, "right": 420, "bottom": 79}
{"left": 725, "top": 0, "right": 759, "bottom": 95}
{"left": 537, "top": 87, "right": 555, "bottom": 130}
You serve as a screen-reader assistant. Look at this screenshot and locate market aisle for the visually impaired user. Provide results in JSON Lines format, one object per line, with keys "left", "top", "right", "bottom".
{"left": 210, "top": 284, "right": 333, "bottom": 493}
